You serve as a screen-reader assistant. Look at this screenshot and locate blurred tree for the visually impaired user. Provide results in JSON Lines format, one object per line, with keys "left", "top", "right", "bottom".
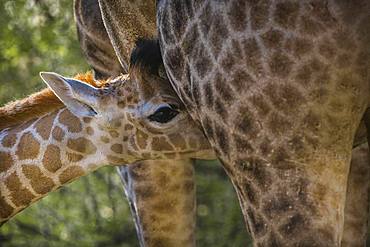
{"left": 0, "top": 0, "right": 251, "bottom": 246}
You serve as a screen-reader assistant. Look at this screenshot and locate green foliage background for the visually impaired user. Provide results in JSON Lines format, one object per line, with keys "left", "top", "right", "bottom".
{"left": 0, "top": 1, "right": 251, "bottom": 246}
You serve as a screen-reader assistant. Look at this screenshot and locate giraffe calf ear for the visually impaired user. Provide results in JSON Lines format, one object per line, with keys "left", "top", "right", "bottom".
{"left": 39, "top": 72, "right": 100, "bottom": 117}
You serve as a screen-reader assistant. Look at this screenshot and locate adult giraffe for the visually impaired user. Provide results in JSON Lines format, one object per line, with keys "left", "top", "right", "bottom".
{"left": 74, "top": 1, "right": 198, "bottom": 246}
{"left": 156, "top": 1, "right": 370, "bottom": 245}
{"left": 97, "top": 0, "right": 370, "bottom": 245}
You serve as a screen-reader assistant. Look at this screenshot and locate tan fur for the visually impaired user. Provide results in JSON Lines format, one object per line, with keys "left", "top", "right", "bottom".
{"left": 0, "top": 72, "right": 106, "bottom": 130}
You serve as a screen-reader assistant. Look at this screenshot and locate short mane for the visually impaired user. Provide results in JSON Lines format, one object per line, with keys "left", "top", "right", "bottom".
{"left": 0, "top": 72, "right": 106, "bottom": 130}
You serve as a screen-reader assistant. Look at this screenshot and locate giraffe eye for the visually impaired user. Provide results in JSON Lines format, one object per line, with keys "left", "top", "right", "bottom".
{"left": 148, "top": 105, "right": 179, "bottom": 123}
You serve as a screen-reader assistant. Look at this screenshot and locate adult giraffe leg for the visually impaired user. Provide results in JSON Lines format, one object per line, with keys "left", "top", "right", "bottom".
{"left": 75, "top": 1, "right": 196, "bottom": 246}
{"left": 155, "top": 1, "right": 370, "bottom": 245}
{"left": 342, "top": 142, "right": 369, "bottom": 247}
{"left": 118, "top": 160, "right": 196, "bottom": 246}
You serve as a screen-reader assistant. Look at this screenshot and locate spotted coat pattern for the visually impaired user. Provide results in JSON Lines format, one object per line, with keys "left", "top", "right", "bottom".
{"left": 156, "top": 0, "right": 370, "bottom": 245}
{"left": 0, "top": 68, "right": 213, "bottom": 224}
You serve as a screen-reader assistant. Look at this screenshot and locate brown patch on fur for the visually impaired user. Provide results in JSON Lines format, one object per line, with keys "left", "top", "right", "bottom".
{"left": 164, "top": 48, "right": 184, "bottom": 82}
{"left": 35, "top": 112, "right": 56, "bottom": 140}
{"left": 67, "top": 137, "right": 97, "bottom": 154}
{"left": 242, "top": 38, "right": 263, "bottom": 76}
{"left": 215, "top": 126, "right": 230, "bottom": 155}
{"left": 100, "top": 136, "right": 110, "bottom": 143}
{"left": 111, "top": 144, "right": 123, "bottom": 154}
{"left": 16, "top": 132, "right": 40, "bottom": 160}
{"left": 318, "top": 39, "right": 336, "bottom": 60}
{"left": 0, "top": 152, "right": 13, "bottom": 173}
{"left": 124, "top": 124, "right": 134, "bottom": 131}
{"left": 249, "top": 94, "right": 271, "bottom": 116}
{"left": 135, "top": 184, "right": 155, "bottom": 200}
{"left": 0, "top": 72, "right": 105, "bottom": 130}
{"left": 274, "top": 2, "right": 300, "bottom": 29}
{"left": 195, "top": 44, "right": 212, "bottom": 79}
{"left": 214, "top": 97, "right": 229, "bottom": 118}
{"left": 279, "top": 214, "right": 307, "bottom": 237}
{"left": 66, "top": 153, "right": 84, "bottom": 162}
{"left": 241, "top": 180, "right": 259, "bottom": 207}
{"left": 286, "top": 37, "right": 313, "bottom": 57}
{"left": 168, "top": 133, "right": 187, "bottom": 150}
{"left": 59, "top": 166, "right": 85, "bottom": 184}
{"left": 228, "top": 0, "right": 247, "bottom": 31}
{"left": 233, "top": 134, "right": 254, "bottom": 153}
{"left": 232, "top": 70, "right": 256, "bottom": 92}
{"left": 117, "top": 101, "right": 126, "bottom": 108}
{"left": 250, "top": 0, "right": 270, "bottom": 30}
{"left": 108, "top": 130, "right": 119, "bottom": 138}
{"left": 22, "top": 165, "right": 55, "bottom": 194}
{"left": 262, "top": 29, "right": 284, "bottom": 49}
{"left": 300, "top": 15, "right": 324, "bottom": 35}
{"left": 215, "top": 77, "right": 233, "bottom": 102}
{"left": 2, "top": 133, "right": 17, "bottom": 148}
{"left": 152, "top": 137, "right": 173, "bottom": 151}
{"left": 83, "top": 117, "right": 92, "bottom": 123}
{"left": 259, "top": 138, "right": 272, "bottom": 156}
{"left": 86, "top": 127, "right": 94, "bottom": 135}
{"left": 0, "top": 195, "right": 13, "bottom": 218}
{"left": 221, "top": 49, "right": 236, "bottom": 71}
{"left": 247, "top": 210, "right": 267, "bottom": 237}
{"left": 42, "top": 144, "right": 62, "bottom": 172}
{"left": 209, "top": 15, "right": 229, "bottom": 58}
{"left": 268, "top": 113, "right": 291, "bottom": 136}
{"left": 263, "top": 193, "right": 293, "bottom": 219}
{"left": 295, "top": 63, "right": 313, "bottom": 85}
{"left": 152, "top": 198, "right": 177, "bottom": 213}
{"left": 269, "top": 51, "right": 293, "bottom": 78}
{"left": 52, "top": 126, "right": 65, "bottom": 141}
{"left": 5, "top": 172, "right": 35, "bottom": 207}
{"left": 58, "top": 110, "right": 82, "bottom": 133}
{"left": 203, "top": 83, "right": 214, "bottom": 108}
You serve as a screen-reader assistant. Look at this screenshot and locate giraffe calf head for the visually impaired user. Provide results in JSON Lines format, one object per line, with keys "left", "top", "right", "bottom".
{"left": 39, "top": 40, "right": 214, "bottom": 165}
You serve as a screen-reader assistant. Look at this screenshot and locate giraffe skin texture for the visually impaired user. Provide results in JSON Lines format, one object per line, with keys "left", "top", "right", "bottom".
{"left": 341, "top": 142, "right": 369, "bottom": 247}
{"left": 156, "top": 1, "right": 370, "bottom": 246}
{"left": 74, "top": 0, "right": 198, "bottom": 245}
{"left": 94, "top": 1, "right": 368, "bottom": 245}
{"left": 118, "top": 160, "right": 196, "bottom": 247}
{"left": 0, "top": 40, "right": 215, "bottom": 225}
{"left": 97, "top": 0, "right": 370, "bottom": 245}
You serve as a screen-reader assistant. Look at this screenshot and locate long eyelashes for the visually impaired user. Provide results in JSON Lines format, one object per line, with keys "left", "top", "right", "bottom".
{"left": 148, "top": 105, "right": 179, "bottom": 123}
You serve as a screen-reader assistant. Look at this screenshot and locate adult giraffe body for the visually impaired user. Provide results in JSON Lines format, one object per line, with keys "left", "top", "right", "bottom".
{"left": 156, "top": 1, "right": 370, "bottom": 245}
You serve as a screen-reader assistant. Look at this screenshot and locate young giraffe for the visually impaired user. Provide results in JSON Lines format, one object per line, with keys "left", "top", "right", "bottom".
{"left": 0, "top": 39, "right": 214, "bottom": 224}
{"left": 99, "top": 0, "right": 370, "bottom": 245}
{"left": 155, "top": 1, "right": 370, "bottom": 245}
{"left": 75, "top": 1, "right": 198, "bottom": 246}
